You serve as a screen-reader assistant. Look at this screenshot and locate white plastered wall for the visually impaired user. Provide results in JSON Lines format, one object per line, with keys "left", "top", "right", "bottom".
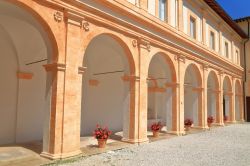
{"left": 81, "top": 35, "right": 130, "bottom": 138}
{"left": 0, "top": 1, "right": 51, "bottom": 145}
{"left": 183, "top": 1, "right": 202, "bottom": 42}
{"left": 147, "top": 54, "right": 172, "bottom": 131}
{"left": 184, "top": 66, "right": 199, "bottom": 126}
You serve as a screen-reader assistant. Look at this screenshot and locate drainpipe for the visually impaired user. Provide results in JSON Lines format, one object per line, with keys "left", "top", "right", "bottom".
{"left": 243, "top": 19, "right": 249, "bottom": 121}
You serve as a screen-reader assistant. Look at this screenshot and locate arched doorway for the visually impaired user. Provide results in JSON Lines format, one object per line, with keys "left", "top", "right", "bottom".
{"left": 147, "top": 53, "right": 176, "bottom": 134}
{"left": 223, "top": 76, "right": 232, "bottom": 121}
{"left": 81, "top": 34, "right": 134, "bottom": 141}
{"left": 207, "top": 71, "right": 219, "bottom": 123}
{"left": 0, "top": 1, "right": 53, "bottom": 145}
{"left": 184, "top": 64, "right": 202, "bottom": 127}
{"left": 235, "top": 80, "right": 242, "bottom": 121}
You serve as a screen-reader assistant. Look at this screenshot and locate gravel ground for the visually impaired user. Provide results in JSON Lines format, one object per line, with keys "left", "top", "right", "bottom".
{"left": 61, "top": 124, "right": 250, "bottom": 166}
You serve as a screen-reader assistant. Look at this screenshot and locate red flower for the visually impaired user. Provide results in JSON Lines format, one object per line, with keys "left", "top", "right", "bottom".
{"left": 151, "top": 122, "right": 163, "bottom": 132}
{"left": 93, "top": 124, "right": 112, "bottom": 140}
{"left": 207, "top": 116, "right": 214, "bottom": 123}
{"left": 184, "top": 119, "right": 193, "bottom": 126}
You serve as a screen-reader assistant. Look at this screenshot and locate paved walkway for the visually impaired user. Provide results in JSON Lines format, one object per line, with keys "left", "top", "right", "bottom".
{"left": 58, "top": 123, "right": 250, "bottom": 166}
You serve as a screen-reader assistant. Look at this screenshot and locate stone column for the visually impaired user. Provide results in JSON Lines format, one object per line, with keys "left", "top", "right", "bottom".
{"left": 41, "top": 63, "right": 67, "bottom": 159}
{"left": 231, "top": 77, "right": 236, "bottom": 122}
{"left": 239, "top": 95, "right": 244, "bottom": 121}
{"left": 176, "top": 54, "right": 185, "bottom": 135}
{"left": 41, "top": 13, "right": 86, "bottom": 159}
{"left": 202, "top": 64, "right": 209, "bottom": 128}
{"left": 124, "top": 39, "right": 150, "bottom": 143}
{"left": 218, "top": 71, "right": 224, "bottom": 125}
{"left": 177, "top": 0, "right": 183, "bottom": 31}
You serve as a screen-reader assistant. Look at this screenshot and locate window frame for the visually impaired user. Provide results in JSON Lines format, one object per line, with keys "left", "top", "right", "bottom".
{"left": 235, "top": 50, "right": 240, "bottom": 65}
{"left": 224, "top": 41, "right": 229, "bottom": 58}
{"left": 158, "top": 0, "right": 167, "bottom": 22}
{"left": 189, "top": 16, "right": 196, "bottom": 39}
{"left": 209, "top": 31, "right": 215, "bottom": 50}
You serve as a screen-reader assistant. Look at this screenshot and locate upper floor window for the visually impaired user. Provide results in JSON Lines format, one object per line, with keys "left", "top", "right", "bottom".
{"left": 236, "top": 50, "right": 240, "bottom": 64}
{"left": 190, "top": 16, "right": 196, "bottom": 39}
{"left": 224, "top": 42, "right": 229, "bottom": 58}
{"left": 159, "top": 0, "right": 167, "bottom": 21}
{"left": 210, "top": 31, "right": 215, "bottom": 50}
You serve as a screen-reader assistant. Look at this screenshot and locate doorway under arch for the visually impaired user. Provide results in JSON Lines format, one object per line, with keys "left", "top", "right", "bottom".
{"left": 81, "top": 34, "right": 134, "bottom": 141}
{"left": 222, "top": 76, "right": 232, "bottom": 122}
{"left": 147, "top": 53, "right": 176, "bottom": 134}
{"left": 207, "top": 71, "right": 220, "bottom": 123}
{"left": 0, "top": 1, "right": 53, "bottom": 145}
{"left": 184, "top": 64, "right": 202, "bottom": 127}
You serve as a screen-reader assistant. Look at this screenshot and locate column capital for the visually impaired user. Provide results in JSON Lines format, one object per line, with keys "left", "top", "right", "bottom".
{"left": 174, "top": 54, "right": 186, "bottom": 63}
{"left": 78, "top": 66, "right": 87, "bottom": 74}
{"left": 218, "top": 70, "right": 224, "bottom": 76}
{"left": 138, "top": 38, "right": 151, "bottom": 52}
{"left": 200, "top": 63, "right": 209, "bottom": 71}
{"left": 192, "top": 87, "right": 204, "bottom": 92}
{"left": 65, "top": 11, "right": 90, "bottom": 31}
{"left": 165, "top": 82, "right": 179, "bottom": 88}
{"left": 43, "top": 63, "right": 66, "bottom": 72}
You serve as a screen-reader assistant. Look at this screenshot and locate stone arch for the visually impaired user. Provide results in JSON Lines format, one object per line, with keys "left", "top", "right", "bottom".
{"left": 207, "top": 70, "right": 220, "bottom": 123}
{"left": 7, "top": 0, "right": 59, "bottom": 62}
{"left": 222, "top": 75, "right": 233, "bottom": 122}
{"left": 235, "top": 79, "right": 243, "bottom": 121}
{"left": 147, "top": 50, "right": 177, "bottom": 82}
{"left": 80, "top": 32, "right": 136, "bottom": 142}
{"left": 82, "top": 28, "right": 136, "bottom": 75}
{"left": 0, "top": 1, "right": 58, "bottom": 147}
{"left": 147, "top": 51, "right": 178, "bottom": 135}
{"left": 184, "top": 62, "right": 203, "bottom": 127}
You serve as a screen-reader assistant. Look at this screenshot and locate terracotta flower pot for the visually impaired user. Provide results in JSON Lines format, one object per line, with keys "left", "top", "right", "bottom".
{"left": 185, "top": 125, "right": 191, "bottom": 131}
{"left": 208, "top": 123, "right": 212, "bottom": 128}
{"left": 153, "top": 131, "right": 160, "bottom": 137}
{"left": 97, "top": 139, "right": 107, "bottom": 148}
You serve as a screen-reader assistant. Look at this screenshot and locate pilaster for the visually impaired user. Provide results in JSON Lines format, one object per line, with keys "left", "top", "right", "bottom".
{"left": 176, "top": 54, "right": 186, "bottom": 135}
{"left": 218, "top": 23, "right": 223, "bottom": 56}
{"left": 218, "top": 71, "right": 224, "bottom": 125}
{"left": 201, "top": 9, "right": 207, "bottom": 45}
{"left": 202, "top": 64, "right": 209, "bottom": 128}
{"left": 177, "top": 0, "right": 183, "bottom": 31}
{"left": 231, "top": 77, "right": 236, "bottom": 122}
{"left": 140, "top": 0, "right": 148, "bottom": 11}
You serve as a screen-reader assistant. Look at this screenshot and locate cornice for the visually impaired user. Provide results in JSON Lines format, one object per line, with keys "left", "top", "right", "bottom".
{"left": 41, "top": 0, "right": 243, "bottom": 77}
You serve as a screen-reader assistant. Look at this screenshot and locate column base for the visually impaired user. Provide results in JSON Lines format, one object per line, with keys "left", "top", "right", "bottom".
{"left": 122, "top": 137, "right": 149, "bottom": 144}
{"left": 191, "top": 126, "right": 208, "bottom": 130}
{"left": 40, "top": 150, "right": 82, "bottom": 160}
{"left": 213, "top": 122, "right": 225, "bottom": 126}
{"left": 167, "top": 130, "right": 185, "bottom": 136}
{"left": 227, "top": 120, "right": 237, "bottom": 124}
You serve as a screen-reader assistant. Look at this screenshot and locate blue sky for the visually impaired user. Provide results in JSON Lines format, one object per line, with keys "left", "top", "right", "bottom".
{"left": 216, "top": 0, "right": 250, "bottom": 20}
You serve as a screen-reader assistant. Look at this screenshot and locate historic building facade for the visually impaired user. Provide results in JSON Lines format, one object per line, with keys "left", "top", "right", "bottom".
{"left": 235, "top": 17, "right": 250, "bottom": 121}
{"left": 0, "top": 0, "right": 246, "bottom": 159}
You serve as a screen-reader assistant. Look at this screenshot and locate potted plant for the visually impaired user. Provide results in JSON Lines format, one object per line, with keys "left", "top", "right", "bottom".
{"left": 184, "top": 119, "right": 193, "bottom": 131}
{"left": 151, "top": 122, "right": 163, "bottom": 137}
{"left": 207, "top": 116, "right": 214, "bottom": 127}
{"left": 93, "top": 124, "right": 112, "bottom": 148}
{"left": 224, "top": 115, "right": 228, "bottom": 123}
